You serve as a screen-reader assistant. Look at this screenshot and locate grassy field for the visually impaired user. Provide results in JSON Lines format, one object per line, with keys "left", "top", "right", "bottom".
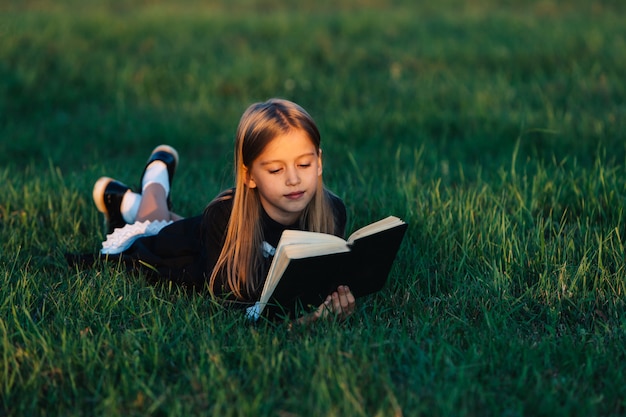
{"left": 2, "top": 0, "right": 626, "bottom": 415}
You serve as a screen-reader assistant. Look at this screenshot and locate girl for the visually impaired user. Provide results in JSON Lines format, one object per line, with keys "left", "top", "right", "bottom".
{"left": 91, "top": 98, "right": 355, "bottom": 322}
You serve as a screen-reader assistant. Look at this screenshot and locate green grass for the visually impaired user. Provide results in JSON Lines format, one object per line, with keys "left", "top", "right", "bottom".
{"left": 2, "top": 0, "right": 626, "bottom": 415}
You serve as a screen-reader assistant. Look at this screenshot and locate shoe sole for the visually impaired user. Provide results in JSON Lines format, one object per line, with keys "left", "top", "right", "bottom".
{"left": 92, "top": 176, "right": 113, "bottom": 216}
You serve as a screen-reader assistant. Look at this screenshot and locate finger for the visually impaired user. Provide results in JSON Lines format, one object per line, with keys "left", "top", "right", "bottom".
{"left": 337, "top": 286, "right": 353, "bottom": 310}
{"left": 331, "top": 291, "right": 342, "bottom": 313}
{"left": 336, "top": 286, "right": 355, "bottom": 318}
{"left": 330, "top": 293, "right": 350, "bottom": 317}
{"left": 344, "top": 286, "right": 355, "bottom": 310}
{"left": 315, "top": 295, "right": 332, "bottom": 319}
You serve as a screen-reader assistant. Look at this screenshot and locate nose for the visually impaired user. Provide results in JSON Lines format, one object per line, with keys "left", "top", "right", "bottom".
{"left": 285, "top": 166, "right": 300, "bottom": 186}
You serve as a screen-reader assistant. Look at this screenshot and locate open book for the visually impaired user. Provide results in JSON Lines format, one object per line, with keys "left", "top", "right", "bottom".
{"left": 247, "top": 216, "right": 408, "bottom": 320}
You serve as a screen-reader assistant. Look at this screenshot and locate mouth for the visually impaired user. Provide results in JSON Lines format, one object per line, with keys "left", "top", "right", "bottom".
{"left": 284, "top": 191, "right": 305, "bottom": 200}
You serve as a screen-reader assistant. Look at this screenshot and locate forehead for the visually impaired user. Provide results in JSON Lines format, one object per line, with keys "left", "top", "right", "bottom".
{"left": 255, "top": 129, "right": 317, "bottom": 163}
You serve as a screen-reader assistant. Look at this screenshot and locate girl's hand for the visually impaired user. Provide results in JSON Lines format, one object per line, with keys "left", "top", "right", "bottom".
{"left": 292, "top": 285, "right": 356, "bottom": 326}
{"left": 311, "top": 285, "right": 356, "bottom": 322}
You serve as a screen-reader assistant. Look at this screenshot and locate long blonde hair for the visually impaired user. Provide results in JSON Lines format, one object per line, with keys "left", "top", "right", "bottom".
{"left": 209, "top": 98, "right": 337, "bottom": 299}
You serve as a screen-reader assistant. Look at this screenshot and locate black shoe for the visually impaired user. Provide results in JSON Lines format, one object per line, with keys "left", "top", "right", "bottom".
{"left": 93, "top": 177, "right": 132, "bottom": 234}
{"left": 140, "top": 144, "right": 179, "bottom": 209}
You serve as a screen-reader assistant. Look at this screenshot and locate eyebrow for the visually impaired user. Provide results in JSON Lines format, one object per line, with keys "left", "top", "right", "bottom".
{"left": 258, "top": 152, "right": 317, "bottom": 166}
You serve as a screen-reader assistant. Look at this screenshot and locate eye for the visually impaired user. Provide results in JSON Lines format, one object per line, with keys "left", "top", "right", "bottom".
{"left": 298, "top": 163, "right": 311, "bottom": 168}
{"left": 268, "top": 168, "right": 282, "bottom": 174}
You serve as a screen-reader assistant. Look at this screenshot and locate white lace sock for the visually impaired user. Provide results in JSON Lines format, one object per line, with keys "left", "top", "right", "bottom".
{"left": 120, "top": 191, "right": 141, "bottom": 224}
{"left": 142, "top": 160, "right": 170, "bottom": 195}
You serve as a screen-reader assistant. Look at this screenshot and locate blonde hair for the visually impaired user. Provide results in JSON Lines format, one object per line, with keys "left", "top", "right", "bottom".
{"left": 209, "top": 98, "right": 337, "bottom": 299}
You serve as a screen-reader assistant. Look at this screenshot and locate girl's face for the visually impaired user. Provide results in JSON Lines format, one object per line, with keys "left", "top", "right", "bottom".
{"left": 245, "top": 129, "right": 322, "bottom": 225}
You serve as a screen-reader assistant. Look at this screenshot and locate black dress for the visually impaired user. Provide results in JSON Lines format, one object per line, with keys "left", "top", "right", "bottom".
{"left": 115, "top": 188, "right": 347, "bottom": 302}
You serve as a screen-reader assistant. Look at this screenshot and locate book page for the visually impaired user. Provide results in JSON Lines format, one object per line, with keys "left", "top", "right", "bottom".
{"left": 278, "top": 229, "right": 347, "bottom": 246}
{"left": 347, "top": 216, "right": 405, "bottom": 243}
{"left": 258, "top": 250, "right": 290, "bottom": 306}
{"left": 283, "top": 241, "right": 350, "bottom": 260}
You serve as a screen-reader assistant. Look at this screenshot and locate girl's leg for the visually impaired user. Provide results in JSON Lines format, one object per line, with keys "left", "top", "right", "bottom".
{"left": 135, "top": 145, "right": 183, "bottom": 222}
{"left": 135, "top": 183, "right": 183, "bottom": 222}
{"left": 93, "top": 144, "right": 182, "bottom": 231}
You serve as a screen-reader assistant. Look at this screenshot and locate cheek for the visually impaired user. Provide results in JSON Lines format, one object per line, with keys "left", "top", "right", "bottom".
{"left": 253, "top": 176, "right": 277, "bottom": 194}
